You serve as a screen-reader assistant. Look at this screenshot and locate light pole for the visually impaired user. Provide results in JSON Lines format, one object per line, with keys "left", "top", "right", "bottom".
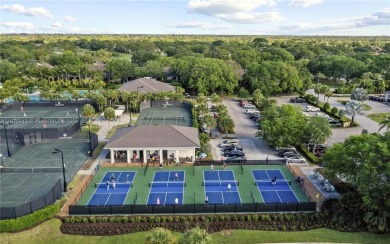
{"left": 1, "top": 122, "right": 12, "bottom": 157}
{"left": 52, "top": 149, "right": 67, "bottom": 192}
{"left": 83, "top": 122, "right": 93, "bottom": 157}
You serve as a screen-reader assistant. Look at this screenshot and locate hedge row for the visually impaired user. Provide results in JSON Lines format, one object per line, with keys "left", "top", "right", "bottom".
{"left": 297, "top": 145, "right": 320, "bottom": 164}
{"left": 303, "top": 94, "right": 352, "bottom": 124}
{"left": 0, "top": 200, "right": 61, "bottom": 233}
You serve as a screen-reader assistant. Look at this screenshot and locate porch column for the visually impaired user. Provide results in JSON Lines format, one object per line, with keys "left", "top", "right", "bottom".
{"left": 110, "top": 149, "right": 114, "bottom": 164}
{"left": 126, "top": 149, "right": 130, "bottom": 163}
{"left": 175, "top": 149, "right": 179, "bottom": 163}
{"left": 159, "top": 149, "right": 163, "bottom": 163}
{"left": 143, "top": 149, "right": 147, "bottom": 164}
{"left": 192, "top": 149, "right": 196, "bottom": 163}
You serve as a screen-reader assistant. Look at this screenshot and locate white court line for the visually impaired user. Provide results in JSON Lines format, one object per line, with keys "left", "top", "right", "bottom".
{"left": 265, "top": 170, "right": 271, "bottom": 180}
{"left": 221, "top": 192, "right": 225, "bottom": 204}
{"left": 278, "top": 169, "right": 299, "bottom": 202}
{"left": 275, "top": 191, "right": 283, "bottom": 203}
{"left": 163, "top": 192, "right": 167, "bottom": 205}
{"left": 104, "top": 193, "right": 111, "bottom": 206}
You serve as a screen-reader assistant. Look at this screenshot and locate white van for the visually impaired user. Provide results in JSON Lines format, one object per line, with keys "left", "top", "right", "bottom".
{"left": 243, "top": 104, "right": 256, "bottom": 109}
{"left": 245, "top": 109, "right": 259, "bottom": 114}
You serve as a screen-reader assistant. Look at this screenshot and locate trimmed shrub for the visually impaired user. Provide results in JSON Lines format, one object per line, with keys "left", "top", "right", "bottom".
{"left": 331, "top": 107, "right": 338, "bottom": 115}
{"left": 323, "top": 102, "right": 330, "bottom": 110}
{"left": 0, "top": 201, "right": 60, "bottom": 233}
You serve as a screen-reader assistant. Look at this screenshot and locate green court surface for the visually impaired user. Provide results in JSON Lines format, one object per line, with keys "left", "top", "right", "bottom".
{"left": 77, "top": 165, "right": 308, "bottom": 206}
{"left": 135, "top": 107, "right": 192, "bottom": 127}
{"left": 0, "top": 141, "right": 89, "bottom": 208}
{"left": 0, "top": 107, "right": 82, "bottom": 129}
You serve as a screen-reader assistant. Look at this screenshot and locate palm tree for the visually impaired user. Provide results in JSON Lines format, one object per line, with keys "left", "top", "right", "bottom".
{"left": 202, "top": 114, "right": 216, "bottom": 133}
{"left": 314, "top": 83, "right": 323, "bottom": 104}
{"left": 379, "top": 115, "right": 390, "bottom": 131}
{"left": 217, "top": 114, "right": 234, "bottom": 137}
{"left": 104, "top": 107, "right": 116, "bottom": 127}
{"left": 199, "top": 133, "right": 210, "bottom": 152}
{"left": 82, "top": 104, "right": 95, "bottom": 122}
{"left": 145, "top": 228, "right": 176, "bottom": 244}
{"left": 180, "top": 226, "right": 211, "bottom": 244}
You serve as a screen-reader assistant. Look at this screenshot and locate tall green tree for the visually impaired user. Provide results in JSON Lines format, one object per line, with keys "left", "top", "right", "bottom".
{"left": 82, "top": 104, "right": 95, "bottom": 122}
{"left": 345, "top": 100, "right": 364, "bottom": 124}
{"left": 104, "top": 107, "right": 116, "bottom": 127}
{"left": 199, "top": 133, "right": 210, "bottom": 152}
{"left": 303, "top": 116, "right": 332, "bottom": 153}
{"left": 257, "top": 104, "right": 306, "bottom": 147}
{"left": 322, "top": 133, "right": 390, "bottom": 231}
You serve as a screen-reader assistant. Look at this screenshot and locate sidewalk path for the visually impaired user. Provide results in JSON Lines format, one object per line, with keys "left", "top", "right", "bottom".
{"left": 78, "top": 113, "right": 131, "bottom": 175}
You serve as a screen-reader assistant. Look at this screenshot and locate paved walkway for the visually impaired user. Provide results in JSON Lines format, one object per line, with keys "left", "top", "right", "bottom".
{"left": 77, "top": 113, "right": 132, "bottom": 175}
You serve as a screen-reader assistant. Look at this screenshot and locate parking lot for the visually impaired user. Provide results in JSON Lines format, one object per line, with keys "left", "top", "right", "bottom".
{"left": 208, "top": 98, "right": 307, "bottom": 164}
{"left": 272, "top": 95, "right": 374, "bottom": 145}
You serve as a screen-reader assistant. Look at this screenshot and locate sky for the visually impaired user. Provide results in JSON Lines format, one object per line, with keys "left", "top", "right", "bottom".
{"left": 0, "top": 0, "right": 389, "bottom": 36}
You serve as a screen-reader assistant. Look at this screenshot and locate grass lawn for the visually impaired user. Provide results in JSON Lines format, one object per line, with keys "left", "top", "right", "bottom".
{"left": 106, "top": 123, "right": 129, "bottom": 138}
{"left": 80, "top": 123, "right": 101, "bottom": 134}
{"left": 367, "top": 113, "right": 390, "bottom": 123}
{"left": 1, "top": 218, "right": 390, "bottom": 244}
{"left": 318, "top": 78, "right": 345, "bottom": 88}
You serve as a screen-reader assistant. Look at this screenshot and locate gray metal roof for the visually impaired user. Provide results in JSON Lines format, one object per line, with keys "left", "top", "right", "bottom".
{"left": 118, "top": 77, "right": 175, "bottom": 93}
{"left": 105, "top": 125, "right": 200, "bottom": 148}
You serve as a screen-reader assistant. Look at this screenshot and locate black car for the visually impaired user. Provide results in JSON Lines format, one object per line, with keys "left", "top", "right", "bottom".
{"left": 290, "top": 97, "right": 306, "bottom": 103}
{"left": 224, "top": 150, "right": 245, "bottom": 157}
{"left": 225, "top": 156, "right": 247, "bottom": 163}
{"left": 223, "top": 145, "right": 243, "bottom": 152}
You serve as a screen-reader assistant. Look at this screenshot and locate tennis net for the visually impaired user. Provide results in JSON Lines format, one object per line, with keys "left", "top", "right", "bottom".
{"left": 40, "top": 117, "right": 78, "bottom": 123}
{"left": 0, "top": 166, "right": 63, "bottom": 173}
{"left": 95, "top": 182, "right": 133, "bottom": 188}
{"left": 255, "top": 180, "right": 291, "bottom": 186}
{"left": 202, "top": 181, "right": 239, "bottom": 186}
{"left": 143, "top": 116, "right": 185, "bottom": 121}
{"left": 149, "top": 181, "right": 186, "bottom": 187}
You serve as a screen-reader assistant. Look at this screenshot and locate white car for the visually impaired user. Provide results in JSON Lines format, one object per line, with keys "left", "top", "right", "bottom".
{"left": 220, "top": 139, "right": 239, "bottom": 148}
{"left": 285, "top": 155, "right": 306, "bottom": 164}
{"left": 305, "top": 106, "right": 320, "bottom": 112}
{"left": 198, "top": 153, "right": 207, "bottom": 159}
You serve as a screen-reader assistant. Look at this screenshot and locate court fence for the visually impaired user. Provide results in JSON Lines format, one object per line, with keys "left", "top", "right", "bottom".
{"left": 1, "top": 101, "right": 98, "bottom": 113}
{"left": 194, "top": 159, "right": 287, "bottom": 166}
{"left": 0, "top": 179, "right": 62, "bottom": 220}
{"left": 140, "top": 100, "right": 193, "bottom": 112}
{"left": 69, "top": 201, "right": 316, "bottom": 216}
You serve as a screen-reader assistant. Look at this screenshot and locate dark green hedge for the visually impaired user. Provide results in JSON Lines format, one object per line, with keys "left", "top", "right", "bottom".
{"left": 0, "top": 201, "right": 60, "bottom": 233}
{"left": 297, "top": 145, "right": 320, "bottom": 164}
{"left": 302, "top": 96, "right": 352, "bottom": 124}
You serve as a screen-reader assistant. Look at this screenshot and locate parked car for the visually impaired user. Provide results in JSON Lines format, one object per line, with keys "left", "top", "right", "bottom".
{"left": 245, "top": 109, "right": 259, "bottom": 114}
{"left": 276, "top": 147, "right": 296, "bottom": 154}
{"left": 243, "top": 104, "right": 256, "bottom": 109}
{"left": 220, "top": 139, "right": 239, "bottom": 148}
{"left": 225, "top": 156, "right": 247, "bottom": 163}
{"left": 184, "top": 93, "right": 190, "bottom": 98}
{"left": 285, "top": 155, "right": 306, "bottom": 163}
{"left": 306, "top": 106, "right": 321, "bottom": 112}
{"left": 278, "top": 149, "right": 298, "bottom": 157}
{"left": 224, "top": 150, "right": 245, "bottom": 157}
{"left": 282, "top": 151, "right": 300, "bottom": 158}
{"left": 198, "top": 152, "right": 207, "bottom": 159}
{"left": 290, "top": 97, "right": 306, "bottom": 103}
{"left": 223, "top": 145, "right": 244, "bottom": 152}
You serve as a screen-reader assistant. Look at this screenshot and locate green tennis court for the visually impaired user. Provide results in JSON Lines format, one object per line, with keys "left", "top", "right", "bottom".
{"left": 0, "top": 141, "right": 89, "bottom": 208}
{"left": 76, "top": 165, "right": 308, "bottom": 206}
{"left": 135, "top": 107, "right": 192, "bottom": 127}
